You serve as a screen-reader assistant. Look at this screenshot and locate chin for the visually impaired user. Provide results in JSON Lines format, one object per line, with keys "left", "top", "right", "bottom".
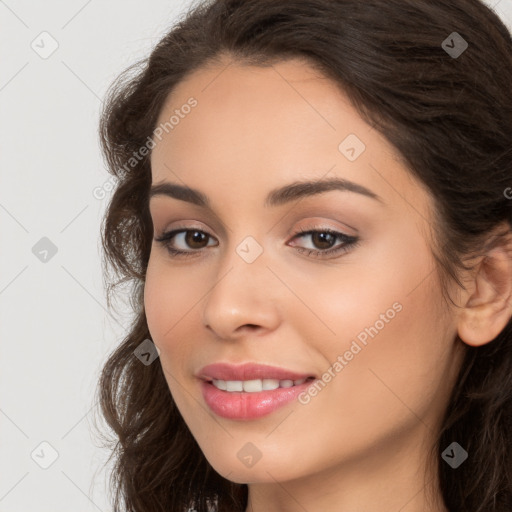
{"left": 206, "top": 454, "right": 305, "bottom": 485}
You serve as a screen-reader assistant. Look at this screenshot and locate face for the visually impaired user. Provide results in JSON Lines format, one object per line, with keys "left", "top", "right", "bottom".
{"left": 144, "top": 56, "right": 466, "bottom": 484}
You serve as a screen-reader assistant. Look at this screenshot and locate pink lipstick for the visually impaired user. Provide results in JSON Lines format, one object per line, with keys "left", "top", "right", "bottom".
{"left": 197, "top": 362, "right": 317, "bottom": 420}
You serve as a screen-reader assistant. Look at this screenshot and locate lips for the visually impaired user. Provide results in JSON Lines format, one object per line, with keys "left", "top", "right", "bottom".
{"left": 197, "top": 362, "right": 316, "bottom": 382}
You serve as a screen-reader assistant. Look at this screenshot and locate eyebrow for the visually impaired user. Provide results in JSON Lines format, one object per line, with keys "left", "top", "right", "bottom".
{"left": 149, "top": 177, "right": 384, "bottom": 209}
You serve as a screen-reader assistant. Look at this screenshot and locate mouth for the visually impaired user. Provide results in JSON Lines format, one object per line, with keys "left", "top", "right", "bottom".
{"left": 200, "top": 375, "right": 318, "bottom": 420}
{"left": 197, "top": 361, "right": 317, "bottom": 386}
{"left": 204, "top": 376, "right": 317, "bottom": 393}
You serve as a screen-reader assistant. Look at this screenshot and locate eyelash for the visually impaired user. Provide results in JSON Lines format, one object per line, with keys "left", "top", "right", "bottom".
{"left": 154, "top": 226, "right": 360, "bottom": 260}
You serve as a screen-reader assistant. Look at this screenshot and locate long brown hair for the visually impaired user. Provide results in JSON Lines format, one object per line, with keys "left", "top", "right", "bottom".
{"left": 92, "top": 1, "right": 512, "bottom": 510}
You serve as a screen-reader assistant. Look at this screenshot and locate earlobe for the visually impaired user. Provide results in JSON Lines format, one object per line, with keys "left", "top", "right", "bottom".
{"left": 457, "top": 237, "right": 512, "bottom": 347}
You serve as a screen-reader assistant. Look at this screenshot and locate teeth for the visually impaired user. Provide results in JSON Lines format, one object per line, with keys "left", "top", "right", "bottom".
{"left": 226, "top": 380, "right": 243, "bottom": 392}
{"left": 214, "top": 379, "right": 227, "bottom": 391}
{"left": 211, "top": 377, "right": 309, "bottom": 392}
{"left": 243, "top": 379, "right": 263, "bottom": 392}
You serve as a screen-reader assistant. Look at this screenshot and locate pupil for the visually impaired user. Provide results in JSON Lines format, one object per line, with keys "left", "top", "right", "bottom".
{"left": 186, "top": 230, "right": 207, "bottom": 248}
{"left": 313, "top": 232, "right": 334, "bottom": 249}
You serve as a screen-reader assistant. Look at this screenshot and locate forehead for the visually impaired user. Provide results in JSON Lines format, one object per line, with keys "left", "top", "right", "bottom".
{"left": 151, "top": 58, "right": 374, "bottom": 165}
{"left": 149, "top": 57, "right": 432, "bottom": 222}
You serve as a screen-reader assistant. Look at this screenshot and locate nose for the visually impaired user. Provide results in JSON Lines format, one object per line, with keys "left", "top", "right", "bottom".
{"left": 201, "top": 244, "right": 282, "bottom": 341}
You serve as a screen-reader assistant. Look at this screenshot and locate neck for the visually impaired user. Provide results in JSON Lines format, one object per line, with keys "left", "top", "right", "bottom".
{"left": 244, "top": 424, "right": 449, "bottom": 512}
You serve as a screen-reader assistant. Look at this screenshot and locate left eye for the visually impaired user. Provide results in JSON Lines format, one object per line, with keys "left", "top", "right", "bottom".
{"left": 289, "top": 228, "right": 360, "bottom": 258}
{"left": 154, "top": 228, "right": 360, "bottom": 259}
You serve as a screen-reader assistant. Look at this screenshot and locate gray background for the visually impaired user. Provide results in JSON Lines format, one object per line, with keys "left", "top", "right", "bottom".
{"left": 1, "top": 0, "right": 511, "bottom": 510}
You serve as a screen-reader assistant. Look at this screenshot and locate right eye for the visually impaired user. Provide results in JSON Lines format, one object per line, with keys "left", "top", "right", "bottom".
{"left": 154, "top": 228, "right": 218, "bottom": 258}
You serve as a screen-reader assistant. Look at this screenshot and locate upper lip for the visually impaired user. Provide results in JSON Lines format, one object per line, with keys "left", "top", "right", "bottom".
{"left": 197, "top": 362, "right": 315, "bottom": 382}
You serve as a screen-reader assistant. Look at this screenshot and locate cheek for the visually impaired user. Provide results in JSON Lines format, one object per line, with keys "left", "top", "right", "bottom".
{"left": 312, "top": 225, "right": 436, "bottom": 345}
{"left": 143, "top": 257, "right": 200, "bottom": 357}
{"left": 145, "top": 253, "right": 194, "bottom": 323}
{"left": 289, "top": 230, "right": 429, "bottom": 351}
{"left": 308, "top": 235, "right": 451, "bottom": 428}
{"left": 143, "top": 260, "right": 201, "bottom": 409}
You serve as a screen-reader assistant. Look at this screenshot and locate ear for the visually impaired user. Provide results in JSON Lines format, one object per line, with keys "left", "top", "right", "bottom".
{"left": 457, "top": 228, "right": 512, "bottom": 347}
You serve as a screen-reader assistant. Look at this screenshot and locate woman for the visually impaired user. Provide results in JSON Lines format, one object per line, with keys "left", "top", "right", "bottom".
{"left": 93, "top": 0, "right": 512, "bottom": 511}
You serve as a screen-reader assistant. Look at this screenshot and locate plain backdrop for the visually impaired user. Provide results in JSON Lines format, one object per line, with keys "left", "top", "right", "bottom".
{"left": 1, "top": 0, "right": 511, "bottom": 510}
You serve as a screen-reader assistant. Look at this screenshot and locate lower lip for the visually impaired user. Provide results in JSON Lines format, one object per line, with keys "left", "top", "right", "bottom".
{"left": 200, "top": 379, "right": 315, "bottom": 420}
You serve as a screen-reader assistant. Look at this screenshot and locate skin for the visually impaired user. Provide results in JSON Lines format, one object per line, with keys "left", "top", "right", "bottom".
{"left": 144, "top": 55, "right": 512, "bottom": 512}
